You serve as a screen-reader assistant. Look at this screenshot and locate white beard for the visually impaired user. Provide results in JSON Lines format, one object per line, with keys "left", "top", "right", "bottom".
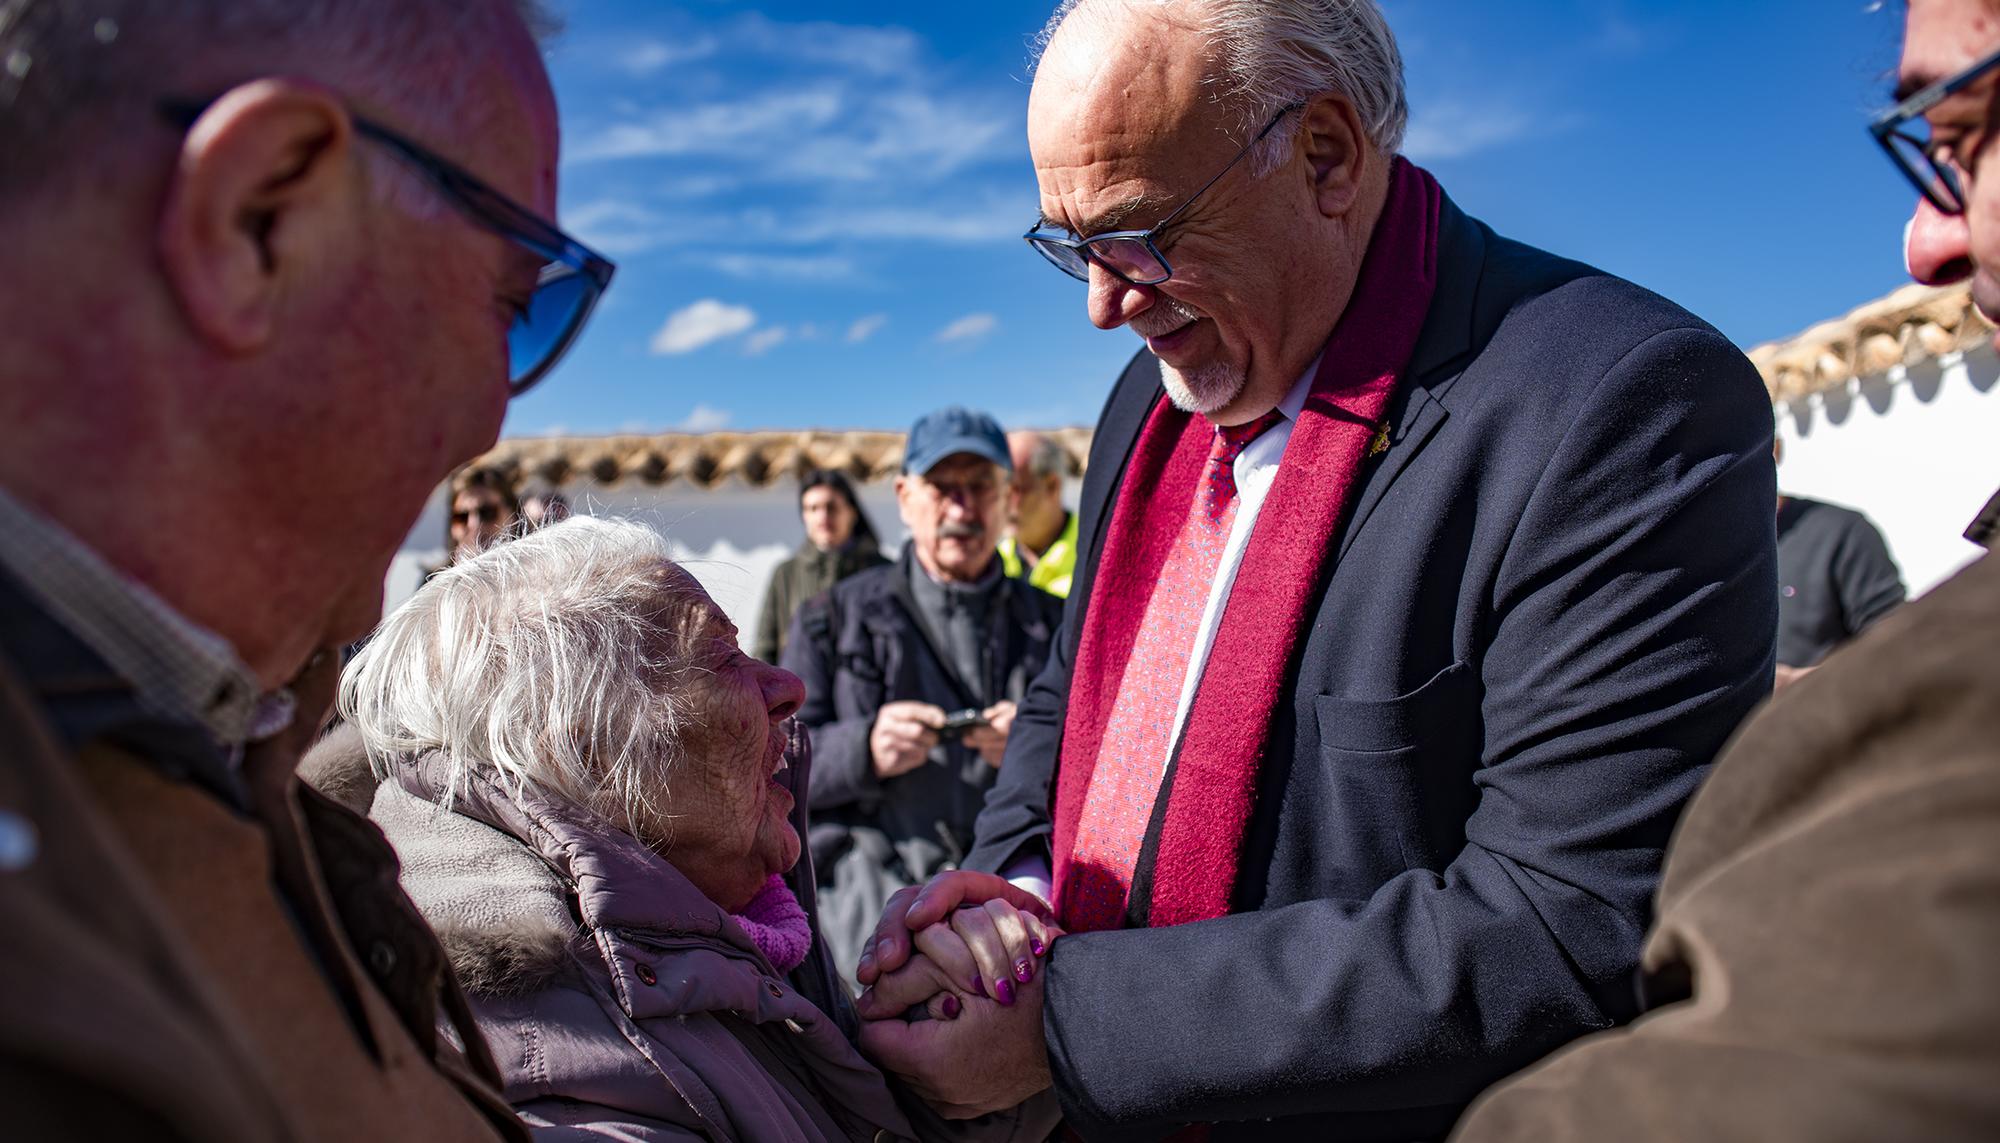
{"left": 1135, "top": 296, "right": 1247, "bottom": 415}
{"left": 1159, "top": 358, "right": 1247, "bottom": 415}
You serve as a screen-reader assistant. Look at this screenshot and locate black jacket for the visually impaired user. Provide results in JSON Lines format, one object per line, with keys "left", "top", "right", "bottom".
{"left": 967, "top": 194, "right": 1778, "bottom": 1141}
{"left": 783, "top": 548, "right": 1062, "bottom": 888}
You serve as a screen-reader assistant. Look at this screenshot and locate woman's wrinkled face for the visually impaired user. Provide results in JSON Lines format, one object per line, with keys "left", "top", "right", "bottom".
{"left": 663, "top": 598, "right": 807, "bottom": 913}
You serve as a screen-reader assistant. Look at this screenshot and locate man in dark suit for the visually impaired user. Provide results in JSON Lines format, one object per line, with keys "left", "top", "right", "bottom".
{"left": 853, "top": 0, "right": 1776, "bottom": 1138}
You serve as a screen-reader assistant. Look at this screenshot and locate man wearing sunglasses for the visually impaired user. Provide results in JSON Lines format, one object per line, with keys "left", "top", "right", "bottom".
{"left": 0, "top": 1, "right": 609, "bottom": 1139}
{"left": 855, "top": 0, "right": 1777, "bottom": 1137}
{"left": 1454, "top": 2, "right": 2000, "bottom": 1139}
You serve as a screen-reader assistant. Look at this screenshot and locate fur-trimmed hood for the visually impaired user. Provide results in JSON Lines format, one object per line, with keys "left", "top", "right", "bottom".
{"left": 370, "top": 779, "right": 577, "bottom": 997}
{"left": 370, "top": 751, "right": 771, "bottom": 1001}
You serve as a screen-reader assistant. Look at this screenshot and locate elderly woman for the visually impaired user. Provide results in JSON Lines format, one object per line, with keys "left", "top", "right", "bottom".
{"left": 322, "top": 517, "right": 1055, "bottom": 1141}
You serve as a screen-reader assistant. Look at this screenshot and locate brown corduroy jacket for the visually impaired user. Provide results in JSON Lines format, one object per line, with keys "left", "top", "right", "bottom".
{"left": 0, "top": 641, "right": 528, "bottom": 1142}
{"left": 1452, "top": 548, "right": 2000, "bottom": 1142}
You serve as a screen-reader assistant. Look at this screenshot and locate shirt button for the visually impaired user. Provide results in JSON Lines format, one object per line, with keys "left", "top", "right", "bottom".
{"left": 0, "top": 811, "right": 37, "bottom": 872}
{"left": 367, "top": 939, "right": 397, "bottom": 976}
{"left": 765, "top": 982, "right": 784, "bottom": 998}
{"left": 636, "top": 963, "right": 658, "bottom": 986}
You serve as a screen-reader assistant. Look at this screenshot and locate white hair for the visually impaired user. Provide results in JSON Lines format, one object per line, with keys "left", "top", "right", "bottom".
{"left": 340, "top": 516, "right": 715, "bottom": 844}
{"left": 0, "top": 0, "right": 560, "bottom": 200}
{"left": 1036, "top": 0, "right": 1408, "bottom": 172}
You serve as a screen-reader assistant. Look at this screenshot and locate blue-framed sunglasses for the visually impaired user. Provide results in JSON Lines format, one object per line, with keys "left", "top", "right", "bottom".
{"left": 1869, "top": 43, "right": 2000, "bottom": 217}
{"left": 1023, "top": 102, "right": 1305, "bottom": 286}
{"left": 161, "top": 97, "right": 614, "bottom": 397}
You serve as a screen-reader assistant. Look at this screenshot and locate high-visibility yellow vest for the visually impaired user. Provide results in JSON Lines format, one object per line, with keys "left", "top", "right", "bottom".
{"left": 998, "top": 512, "right": 1079, "bottom": 599}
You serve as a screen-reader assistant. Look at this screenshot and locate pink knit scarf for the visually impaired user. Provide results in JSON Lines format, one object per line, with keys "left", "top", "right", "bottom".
{"left": 733, "top": 874, "right": 813, "bottom": 974}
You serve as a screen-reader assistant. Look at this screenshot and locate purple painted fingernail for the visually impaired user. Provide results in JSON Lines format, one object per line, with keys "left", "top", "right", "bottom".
{"left": 1014, "top": 959, "right": 1034, "bottom": 983}
{"left": 941, "top": 994, "right": 961, "bottom": 1019}
{"left": 1031, "top": 937, "right": 1047, "bottom": 957}
{"left": 970, "top": 976, "right": 986, "bottom": 997}
{"left": 994, "top": 977, "right": 1016, "bottom": 1006}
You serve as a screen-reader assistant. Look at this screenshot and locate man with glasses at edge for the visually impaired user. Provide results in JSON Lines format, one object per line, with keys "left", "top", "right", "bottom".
{"left": 1453, "top": 0, "right": 2000, "bottom": 1138}
{"left": 851, "top": 0, "right": 1777, "bottom": 1137}
{"left": 0, "top": 2, "right": 610, "bottom": 1139}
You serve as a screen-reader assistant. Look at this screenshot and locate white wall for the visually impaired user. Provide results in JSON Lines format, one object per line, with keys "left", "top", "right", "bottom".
{"left": 383, "top": 359, "right": 1997, "bottom": 644}
{"left": 385, "top": 475, "right": 910, "bottom": 650}
{"left": 1775, "top": 341, "right": 2000, "bottom": 597}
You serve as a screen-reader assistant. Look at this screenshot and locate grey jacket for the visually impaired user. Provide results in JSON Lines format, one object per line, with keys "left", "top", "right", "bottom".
{"left": 304, "top": 730, "right": 1056, "bottom": 1143}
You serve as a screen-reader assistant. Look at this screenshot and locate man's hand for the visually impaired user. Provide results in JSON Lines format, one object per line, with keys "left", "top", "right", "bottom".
{"left": 856, "top": 870, "right": 1052, "bottom": 985}
{"left": 962, "top": 700, "right": 1016, "bottom": 768}
{"left": 858, "top": 972, "right": 1053, "bottom": 1119}
{"left": 870, "top": 701, "right": 945, "bottom": 780}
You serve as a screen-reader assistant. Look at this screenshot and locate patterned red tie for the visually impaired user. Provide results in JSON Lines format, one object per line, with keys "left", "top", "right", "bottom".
{"left": 1062, "top": 410, "right": 1285, "bottom": 933}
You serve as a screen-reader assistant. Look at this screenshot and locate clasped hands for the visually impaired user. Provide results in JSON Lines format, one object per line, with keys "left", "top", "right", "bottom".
{"left": 852, "top": 870, "right": 1062, "bottom": 1119}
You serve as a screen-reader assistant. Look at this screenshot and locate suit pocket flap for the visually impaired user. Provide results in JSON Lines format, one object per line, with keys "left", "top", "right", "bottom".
{"left": 1313, "top": 660, "right": 1473, "bottom": 754}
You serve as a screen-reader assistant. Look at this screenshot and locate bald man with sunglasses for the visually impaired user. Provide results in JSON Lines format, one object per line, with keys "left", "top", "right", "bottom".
{"left": 0, "top": 2, "right": 613, "bottom": 1139}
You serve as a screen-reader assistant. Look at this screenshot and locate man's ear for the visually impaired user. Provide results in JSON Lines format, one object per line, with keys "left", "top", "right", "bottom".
{"left": 894, "top": 475, "right": 915, "bottom": 528}
{"left": 156, "top": 79, "right": 359, "bottom": 355}
{"left": 1298, "top": 93, "right": 1373, "bottom": 220}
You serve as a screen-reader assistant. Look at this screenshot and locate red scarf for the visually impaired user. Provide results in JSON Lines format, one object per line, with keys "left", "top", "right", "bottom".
{"left": 1052, "top": 158, "right": 1443, "bottom": 930}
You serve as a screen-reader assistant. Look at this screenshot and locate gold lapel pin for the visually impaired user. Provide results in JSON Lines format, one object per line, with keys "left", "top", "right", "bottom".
{"left": 1368, "top": 420, "right": 1392, "bottom": 458}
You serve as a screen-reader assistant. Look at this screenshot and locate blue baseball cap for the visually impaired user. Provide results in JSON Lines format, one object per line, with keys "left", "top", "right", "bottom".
{"left": 902, "top": 407, "right": 1012, "bottom": 476}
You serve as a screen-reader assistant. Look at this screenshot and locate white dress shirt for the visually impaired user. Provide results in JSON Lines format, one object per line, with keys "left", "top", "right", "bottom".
{"left": 1005, "top": 357, "right": 1322, "bottom": 904}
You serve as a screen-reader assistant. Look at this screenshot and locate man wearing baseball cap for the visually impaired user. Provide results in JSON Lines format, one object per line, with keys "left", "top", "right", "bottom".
{"left": 783, "top": 408, "right": 1064, "bottom": 987}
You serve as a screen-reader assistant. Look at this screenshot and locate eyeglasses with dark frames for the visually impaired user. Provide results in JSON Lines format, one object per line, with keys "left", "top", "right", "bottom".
{"left": 1024, "top": 101, "right": 1307, "bottom": 286}
{"left": 160, "top": 97, "right": 615, "bottom": 398}
{"left": 1870, "top": 43, "right": 2000, "bottom": 216}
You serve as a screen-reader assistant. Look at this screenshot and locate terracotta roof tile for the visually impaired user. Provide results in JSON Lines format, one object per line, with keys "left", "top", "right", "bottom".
{"left": 468, "top": 428, "right": 1094, "bottom": 490}
{"left": 1746, "top": 281, "right": 1990, "bottom": 402}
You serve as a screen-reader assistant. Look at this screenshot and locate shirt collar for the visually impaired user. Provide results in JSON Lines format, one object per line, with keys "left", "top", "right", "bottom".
{"left": 0, "top": 486, "right": 289, "bottom": 748}
{"left": 1274, "top": 352, "right": 1322, "bottom": 423}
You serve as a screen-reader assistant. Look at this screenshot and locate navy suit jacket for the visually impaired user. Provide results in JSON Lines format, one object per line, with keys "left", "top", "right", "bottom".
{"left": 965, "top": 195, "right": 1778, "bottom": 1141}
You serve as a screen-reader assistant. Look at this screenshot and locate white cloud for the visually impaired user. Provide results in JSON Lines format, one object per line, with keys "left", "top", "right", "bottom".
{"left": 734, "top": 13, "right": 923, "bottom": 77}
{"left": 936, "top": 313, "right": 998, "bottom": 344}
{"left": 741, "top": 198, "right": 1027, "bottom": 246}
{"left": 677, "top": 404, "right": 733, "bottom": 432}
{"left": 650, "top": 299, "right": 757, "bottom": 355}
{"left": 743, "top": 327, "right": 790, "bottom": 356}
{"left": 562, "top": 199, "right": 674, "bottom": 256}
{"left": 569, "top": 89, "right": 846, "bottom": 164}
{"left": 621, "top": 36, "right": 720, "bottom": 75}
{"left": 847, "top": 314, "right": 889, "bottom": 343}
{"left": 707, "top": 253, "right": 856, "bottom": 282}
{"left": 570, "top": 86, "right": 1016, "bottom": 184}
{"left": 1401, "top": 100, "right": 1536, "bottom": 162}
{"left": 657, "top": 174, "right": 740, "bottom": 200}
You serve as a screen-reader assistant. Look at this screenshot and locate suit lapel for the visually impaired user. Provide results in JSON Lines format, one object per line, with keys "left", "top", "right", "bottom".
{"left": 1337, "top": 194, "right": 1488, "bottom": 561}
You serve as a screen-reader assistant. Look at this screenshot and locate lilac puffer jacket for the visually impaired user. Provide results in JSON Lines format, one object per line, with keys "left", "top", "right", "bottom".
{"left": 364, "top": 747, "right": 1052, "bottom": 1143}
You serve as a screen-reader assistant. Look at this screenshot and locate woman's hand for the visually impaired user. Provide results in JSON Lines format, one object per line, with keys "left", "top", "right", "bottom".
{"left": 916, "top": 902, "right": 1061, "bottom": 1007}
{"left": 857, "top": 870, "right": 1052, "bottom": 985}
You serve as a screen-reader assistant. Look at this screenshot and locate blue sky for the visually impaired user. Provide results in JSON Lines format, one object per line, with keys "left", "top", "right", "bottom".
{"left": 511, "top": 0, "right": 1921, "bottom": 437}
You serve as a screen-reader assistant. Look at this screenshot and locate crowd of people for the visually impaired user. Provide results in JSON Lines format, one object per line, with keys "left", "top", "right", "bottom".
{"left": 2, "top": 0, "right": 1995, "bottom": 1141}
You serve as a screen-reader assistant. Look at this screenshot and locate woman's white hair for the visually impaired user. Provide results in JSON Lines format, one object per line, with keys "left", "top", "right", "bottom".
{"left": 1036, "top": 0, "right": 1408, "bottom": 173}
{"left": 341, "top": 515, "right": 713, "bottom": 842}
